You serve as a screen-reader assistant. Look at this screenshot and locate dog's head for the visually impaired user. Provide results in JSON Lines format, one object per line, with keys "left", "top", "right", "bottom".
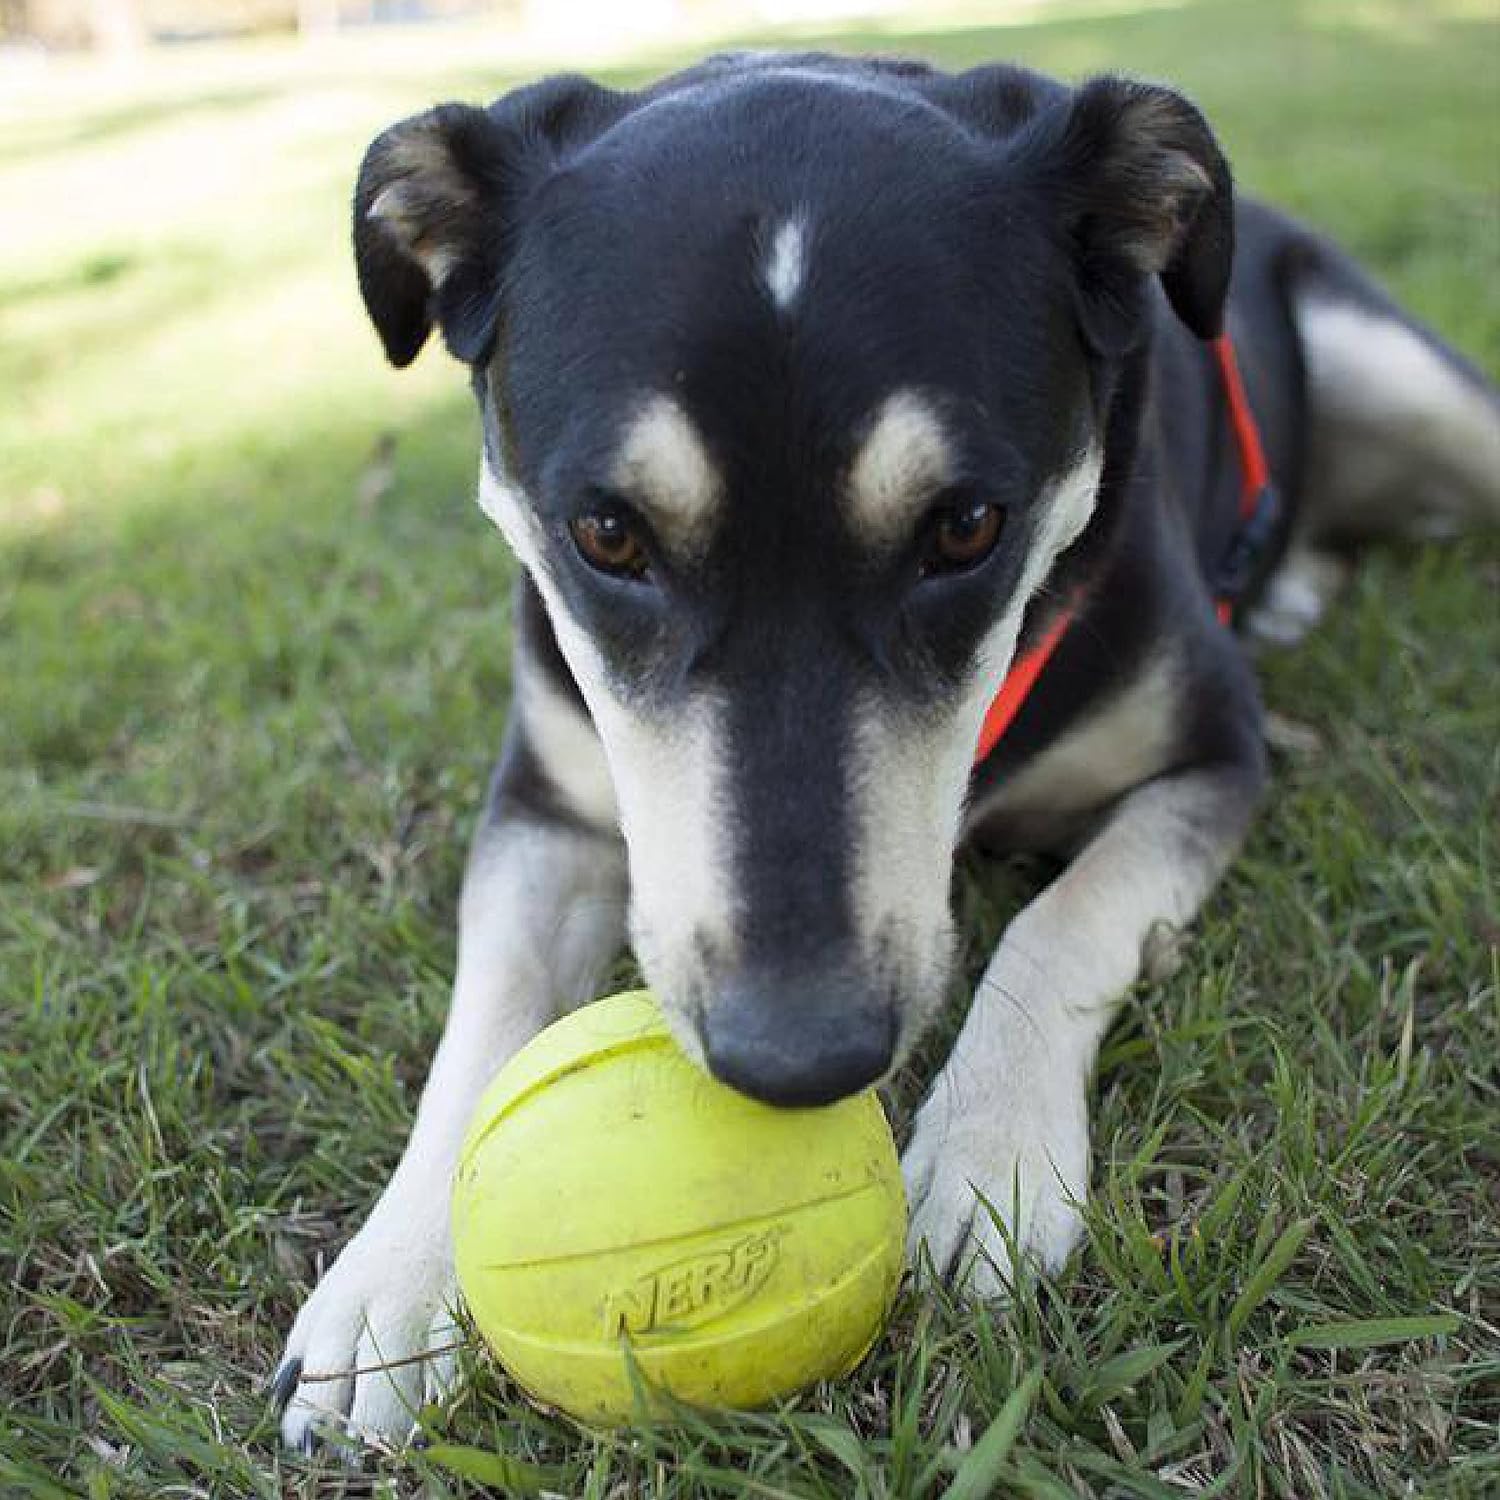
{"left": 353, "top": 55, "right": 1233, "bottom": 1105}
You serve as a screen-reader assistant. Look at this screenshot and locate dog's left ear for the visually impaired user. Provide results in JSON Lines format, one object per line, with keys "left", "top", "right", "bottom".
{"left": 1023, "top": 76, "right": 1234, "bottom": 351}
{"left": 353, "top": 76, "right": 628, "bottom": 367}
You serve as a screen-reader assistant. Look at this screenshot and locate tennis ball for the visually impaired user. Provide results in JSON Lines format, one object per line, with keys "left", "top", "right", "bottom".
{"left": 451, "top": 989, "right": 905, "bottom": 1424}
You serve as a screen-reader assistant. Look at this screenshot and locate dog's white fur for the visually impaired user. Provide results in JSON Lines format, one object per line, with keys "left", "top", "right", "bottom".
{"left": 850, "top": 445, "right": 1104, "bottom": 1056}
{"left": 586, "top": 694, "right": 731, "bottom": 1066}
{"left": 974, "top": 648, "right": 1182, "bottom": 827}
{"left": 904, "top": 765, "right": 1255, "bottom": 1290}
{"left": 515, "top": 650, "right": 618, "bottom": 830}
{"left": 278, "top": 820, "right": 627, "bottom": 1448}
{"left": 482, "top": 452, "right": 731, "bottom": 1058}
{"left": 762, "top": 216, "right": 808, "bottom": 310}
{"left": 1298, "top": 297, "right": 1500, "bottom": 534}
{"left": 1246, "top": 544, "right": 1351, "bottom": 648}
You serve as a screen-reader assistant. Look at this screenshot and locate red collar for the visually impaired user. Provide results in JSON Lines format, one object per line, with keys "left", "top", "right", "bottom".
{"left": 973, "top": 332, "right": 1277, "bottom": 766}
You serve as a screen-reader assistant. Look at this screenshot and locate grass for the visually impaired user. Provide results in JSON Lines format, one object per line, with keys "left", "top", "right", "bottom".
{"left": 2, "top": 0, "right": 1497, "bottom": 1494}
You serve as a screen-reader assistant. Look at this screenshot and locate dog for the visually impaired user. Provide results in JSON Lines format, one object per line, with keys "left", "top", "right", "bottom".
{"left": 270, "top": 51, "right": 1500, "bottom": 1450}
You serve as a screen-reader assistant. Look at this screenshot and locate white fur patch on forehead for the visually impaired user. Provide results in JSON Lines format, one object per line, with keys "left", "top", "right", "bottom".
{"left": 762, "top": 216, "right": 807, "bottom": 310}
{"left": 612, "top": 395, "right": 722, "bottom": 554}
{"left": 846, "top": 389, "right": 953, "bottom": 549}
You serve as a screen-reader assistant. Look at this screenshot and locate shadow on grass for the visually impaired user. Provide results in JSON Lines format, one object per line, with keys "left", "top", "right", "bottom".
{"left": 0, "top": 377, "right": 507, "bottom": 790}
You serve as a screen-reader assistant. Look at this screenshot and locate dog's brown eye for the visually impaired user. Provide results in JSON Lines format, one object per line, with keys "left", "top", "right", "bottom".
{"left": 571, "top": 510, "right": 650, "bottom": 580}
{"left": 927, "top": 500, "right": 1004, "bottom": 575}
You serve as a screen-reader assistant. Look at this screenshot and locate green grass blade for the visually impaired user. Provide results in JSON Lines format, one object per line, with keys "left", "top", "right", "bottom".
{"left": 939, "top": 1367, "right": 1043, "bottom": 1500}
{"left": 0, "top": 1458, "right": 81, "bottom": 1500}
{"left": 799, "top": 1417, "right": 875, "bottom": 1487}
{"left": 1079, "top": 1339, "right": 1186, "bottom": 1409}
{"left": 420, "top": 1442, "right": 562, "bottom": 1492}
{"left": 1227, "top": 1217, "right": 1314, "bottom": 1340}
{"left": 1287, "top": 1314, "right": 1460, "bottom": 1350}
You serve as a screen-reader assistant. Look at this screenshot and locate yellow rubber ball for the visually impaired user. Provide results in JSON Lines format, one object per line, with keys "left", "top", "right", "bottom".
{"left": 451, "top": 989, "right": 906, "bottom": 1423}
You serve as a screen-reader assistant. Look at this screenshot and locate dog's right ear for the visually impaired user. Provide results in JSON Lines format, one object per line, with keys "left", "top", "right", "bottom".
{"left": 1021, "top": 76, "right": 1235, "bottom": 352}
{"left": 353, "top": 76, "right": 627, "bottom": 367}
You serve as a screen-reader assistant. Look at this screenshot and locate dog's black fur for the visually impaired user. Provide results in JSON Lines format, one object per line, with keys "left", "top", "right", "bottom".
{"left": 362, "top": 56, "right": 1266, "bottom": 964}
{"left": 351, "top": 56, "right": 1362, "bottom": 834}
{"left": 274, "top": 51, "right": 1500, "bottom": 1450}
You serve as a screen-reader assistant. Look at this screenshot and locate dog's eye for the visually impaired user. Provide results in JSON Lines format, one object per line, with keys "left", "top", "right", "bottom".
{"left": 924, "top": 498, "right": 1004, "bottom": 576}
{"left": 570, "top": 508, "right": 651, "bottom": 581}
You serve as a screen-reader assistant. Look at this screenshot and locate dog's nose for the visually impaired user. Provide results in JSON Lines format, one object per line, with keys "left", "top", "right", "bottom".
{"left": 700, "top": 975, "right": 895, "bottom": 1108}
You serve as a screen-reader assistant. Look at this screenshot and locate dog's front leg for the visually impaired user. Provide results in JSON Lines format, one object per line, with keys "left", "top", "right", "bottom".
{"left": 904, "top": 753, "right": 1264, "bottom": 1294}
{"left": 274, "top": 776, "right": 626, "bottom": 1452}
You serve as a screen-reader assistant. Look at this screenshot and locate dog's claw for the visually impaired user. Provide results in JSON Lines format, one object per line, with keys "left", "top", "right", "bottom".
{"left": 275, "top": 1230, "right": 461, "bottom": 1451}
{"left": 268, "top": 1358, "right": 302, "bottom": 1411}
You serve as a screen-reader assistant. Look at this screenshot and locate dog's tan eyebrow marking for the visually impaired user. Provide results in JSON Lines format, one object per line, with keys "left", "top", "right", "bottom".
{"left": 846, "top": 389, "right": 953, "bottom": 548}
{"left": 611, "top": 394, "right": 722, "bottom": 553}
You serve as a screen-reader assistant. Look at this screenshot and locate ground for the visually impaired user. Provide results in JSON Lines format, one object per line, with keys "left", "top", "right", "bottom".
{"left": 1, "top": 0, "right": 1497, "bottom": 1495}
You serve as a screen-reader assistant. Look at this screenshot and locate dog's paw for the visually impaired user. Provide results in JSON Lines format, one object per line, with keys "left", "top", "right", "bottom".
{"left": 272, "top": 1213, "right": 460, "bottom": 1456}
{"left": 1246, "top": 547, "right": 1349, "bottom": 649}
{"left": 901, "top": 1079, "right": 1088, "bottom": 1298}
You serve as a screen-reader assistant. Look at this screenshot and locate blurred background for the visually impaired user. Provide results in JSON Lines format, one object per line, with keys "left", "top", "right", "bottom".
{"left": 1, "top": 0, "right": 952, "bottom": 56}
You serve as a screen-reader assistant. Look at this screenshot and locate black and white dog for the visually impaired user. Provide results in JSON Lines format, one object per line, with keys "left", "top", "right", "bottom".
{"left": 272, "top": 52, "right": 1499, "bottom": 1449}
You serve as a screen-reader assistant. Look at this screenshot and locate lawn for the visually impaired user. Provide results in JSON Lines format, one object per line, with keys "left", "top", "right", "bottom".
{"left": 2, "top": 0, "right": 1497, "bottom": 1494}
